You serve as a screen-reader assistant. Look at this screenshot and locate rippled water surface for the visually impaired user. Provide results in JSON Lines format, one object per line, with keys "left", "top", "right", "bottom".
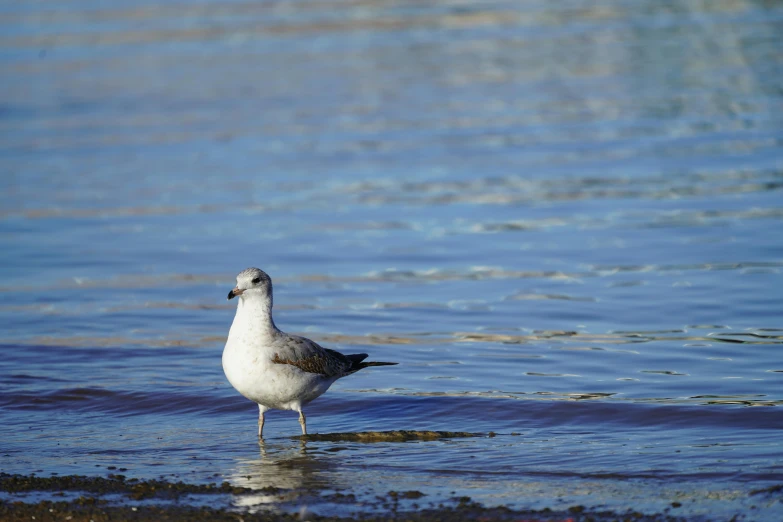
{"left": 2, "top": 0, "right": 783, "bottom": 519}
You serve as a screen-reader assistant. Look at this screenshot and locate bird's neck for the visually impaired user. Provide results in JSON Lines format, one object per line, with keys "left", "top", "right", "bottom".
{"left": 233, "top": 295, "right": 279, "bottom": 339}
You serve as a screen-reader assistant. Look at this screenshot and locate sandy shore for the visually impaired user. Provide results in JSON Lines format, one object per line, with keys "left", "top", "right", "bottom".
{"left": 0, "top": 499, "right": 688, "bottom": 522}
{"left": 1, "top": 473, "right": 689, "bottom": 522}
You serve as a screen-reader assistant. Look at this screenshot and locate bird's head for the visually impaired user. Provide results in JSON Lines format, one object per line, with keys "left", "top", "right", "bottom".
{"left": 228, "top": 267, "right": 273, "bottom": 302}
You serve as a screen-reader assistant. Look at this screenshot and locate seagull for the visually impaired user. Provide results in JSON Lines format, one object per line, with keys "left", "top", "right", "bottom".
{"left": 223, "top": 267, "right": 397, "bottom": 437}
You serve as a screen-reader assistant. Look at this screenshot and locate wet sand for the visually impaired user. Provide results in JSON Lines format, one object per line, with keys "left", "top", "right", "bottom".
{"left": 1, "top": 473, "right": 691, "bottom": 522}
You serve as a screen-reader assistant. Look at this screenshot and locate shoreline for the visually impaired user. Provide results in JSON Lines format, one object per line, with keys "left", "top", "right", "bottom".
{"left": 1, "top": 473, "right": 691, "bottom": 522}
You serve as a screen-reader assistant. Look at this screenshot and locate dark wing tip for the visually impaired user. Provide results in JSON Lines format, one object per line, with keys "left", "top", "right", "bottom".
{"left": 344, "top": 353, "right": 369, "bottom": 363}
{"left": 350, "top": 361, "right": 398, "bottom": 373}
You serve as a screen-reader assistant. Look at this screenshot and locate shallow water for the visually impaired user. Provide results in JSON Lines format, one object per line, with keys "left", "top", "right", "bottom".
{"left": 1, "top": 0, "right": 783, "bottom": 519}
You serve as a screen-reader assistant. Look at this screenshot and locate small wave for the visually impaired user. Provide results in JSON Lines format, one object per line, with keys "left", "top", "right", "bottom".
{"left": 313, "top": 395, "right": 783, "bottom": 431}
{"left": 4, "top": 387, "right": 783, "bottom": 430}
{"left": 0, "top": 387, "right": 247, "bottom": 417}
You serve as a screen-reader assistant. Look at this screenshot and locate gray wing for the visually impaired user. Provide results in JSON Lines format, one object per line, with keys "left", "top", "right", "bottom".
{"left": 269, "top": 334, "right": 366, "bottom": 378}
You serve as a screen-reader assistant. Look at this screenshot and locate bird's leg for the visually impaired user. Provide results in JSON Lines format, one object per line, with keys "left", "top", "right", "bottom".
{"left": 298, "top": 410, "right": 307, "bottom": 435}
{"left": 258, "top": 405, "right": 267, "bottom": 438}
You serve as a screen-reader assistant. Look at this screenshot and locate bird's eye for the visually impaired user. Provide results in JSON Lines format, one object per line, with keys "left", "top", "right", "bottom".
{"left": 252, "top": 277, "right": 261, "bottom": 284}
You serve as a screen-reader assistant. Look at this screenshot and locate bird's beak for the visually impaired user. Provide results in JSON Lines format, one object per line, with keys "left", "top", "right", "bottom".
{"left": 227, "top": 287, "right": 244, "bottom": 300}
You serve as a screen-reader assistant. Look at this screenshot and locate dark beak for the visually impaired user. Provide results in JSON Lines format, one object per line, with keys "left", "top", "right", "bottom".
{"left": 227, "top": 287, "right": 244, "bottom": 300}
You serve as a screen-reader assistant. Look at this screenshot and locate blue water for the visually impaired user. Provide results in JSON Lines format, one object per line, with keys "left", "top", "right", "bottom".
{"left": 2, "top": 0, "right": 783, "bottom": 519}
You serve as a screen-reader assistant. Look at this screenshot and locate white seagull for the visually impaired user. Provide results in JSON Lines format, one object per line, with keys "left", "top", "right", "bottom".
{"left": 223, "top": 267, "right": 397, "bottom": 437}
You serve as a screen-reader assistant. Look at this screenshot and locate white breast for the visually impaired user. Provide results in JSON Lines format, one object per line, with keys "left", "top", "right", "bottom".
{"left": 223, "top": 301, "right": 336, "bottom": 410}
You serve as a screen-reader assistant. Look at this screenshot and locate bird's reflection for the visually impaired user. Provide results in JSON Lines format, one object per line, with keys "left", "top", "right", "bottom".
{"left": 256, "top": 437, "right": 308, "bottom": 460}
{"left": 228, "top": 438, "right": 339, "bottom": 512}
